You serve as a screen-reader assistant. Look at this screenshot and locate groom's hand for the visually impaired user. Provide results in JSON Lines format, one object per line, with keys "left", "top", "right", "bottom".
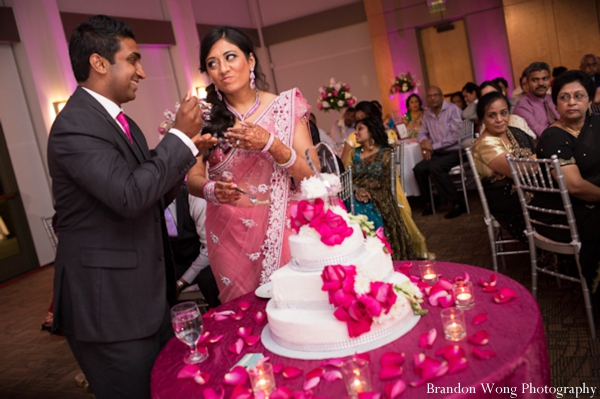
{"left": 192, "top": 133, "right": 217, "bottom": 153}
{"left": 174, "top": 91, "right": 204, "bottom": 138}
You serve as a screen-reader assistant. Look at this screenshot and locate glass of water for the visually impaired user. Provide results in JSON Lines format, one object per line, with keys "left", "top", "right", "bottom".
{"left": 171, "top": 301, "right": 207, "bottom": 364}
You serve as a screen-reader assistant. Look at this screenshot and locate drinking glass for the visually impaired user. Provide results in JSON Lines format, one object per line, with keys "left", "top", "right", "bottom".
{"left": 171, "top": 301, "right": 208, "bottom": 364}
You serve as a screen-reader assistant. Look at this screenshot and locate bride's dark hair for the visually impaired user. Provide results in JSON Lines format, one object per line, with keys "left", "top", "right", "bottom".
{"left": 199, "top": 26, "right": 269, "bottom": 138}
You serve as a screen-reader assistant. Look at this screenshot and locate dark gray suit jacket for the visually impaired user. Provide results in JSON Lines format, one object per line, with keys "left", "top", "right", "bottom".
{"left": 48, "top": 87, "right": 196, "bottom": 343}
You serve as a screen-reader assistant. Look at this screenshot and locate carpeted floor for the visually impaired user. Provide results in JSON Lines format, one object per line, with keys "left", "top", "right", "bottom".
{"left": 0, "top": 190, "right": 598, "bottom": 398}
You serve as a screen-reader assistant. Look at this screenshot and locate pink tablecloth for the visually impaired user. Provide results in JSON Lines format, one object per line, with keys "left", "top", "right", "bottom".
{"left": 151, "top": 262, "right": 552, "bottom": 398}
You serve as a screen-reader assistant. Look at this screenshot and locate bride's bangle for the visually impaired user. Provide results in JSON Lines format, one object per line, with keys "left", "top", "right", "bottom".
{"left": 202, "top": 181, "right": 221, "bottom": 206}
{"left": 261, "top": 133, "right": 275, "bottom": 153}
{"left": 276, "top": 147, "right": 297, "bottom": 169}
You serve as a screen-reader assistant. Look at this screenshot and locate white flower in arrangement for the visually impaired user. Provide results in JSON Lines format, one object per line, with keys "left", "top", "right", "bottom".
{"left": 402, "top": 83, "right": 408, "bottom": 91}
{"left": 322, "top": 101, "right": 330, "bottom": 108}
{"left": 298, "top": 224, "right": 321, "bottom": 238}
{"left": 354, "top": 274, "right": 372, "bottom": 296}
{"left": 397, "top": 280, "right": 423, "bottom": 299}
{"left": 365, "top": 235, "right": 384, "bottom": 253}
{"left": 301, "top": 175, "right": 328, "bottom": 199}
{"left": 321, "top": 173, "right": 342, "bottom": 194}
{"left": 337, "top": 100, "right": 344, "bottom": 107}
{"left": 345, "top": 92, "right": 351, "bottom": 99}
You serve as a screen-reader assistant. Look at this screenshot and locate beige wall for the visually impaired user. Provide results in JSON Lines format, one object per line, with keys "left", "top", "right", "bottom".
{"left": 504, "top": 0, "right": 600, "bottom": 88}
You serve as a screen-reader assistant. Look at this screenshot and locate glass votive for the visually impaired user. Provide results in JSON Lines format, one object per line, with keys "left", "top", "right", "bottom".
{"left": 419, "top": 260, "right": 439, "bottom": 285}
{"left": 341, "top": 357, "right": 372, "bottom": 399}
{"left": 248, "top": 362, "right": 276, "bottom": 397}
{"left": 441, "top": 307, "right": 467, "bottom": 341}
{"left": 453, "top": 280, "right": 475, "bottom": 310}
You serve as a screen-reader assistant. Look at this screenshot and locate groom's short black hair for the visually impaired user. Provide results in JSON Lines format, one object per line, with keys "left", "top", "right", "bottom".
{"left": 69, "top": 15, "right": 135, "bottom": 82}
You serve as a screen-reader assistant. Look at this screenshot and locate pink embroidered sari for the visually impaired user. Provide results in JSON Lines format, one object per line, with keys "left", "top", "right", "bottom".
{"left": 205, "top": 88, "right": 308, "bottom": 303}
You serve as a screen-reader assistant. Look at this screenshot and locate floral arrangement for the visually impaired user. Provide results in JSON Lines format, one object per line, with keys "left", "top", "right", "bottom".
{"left": 389, "top": 72, "right": 420, "bottom": 95}
{"left": 158, "top": 106, "right": 178, "bottom": 134}
{"left": 348, "top": 213, "right": 392, "bottom": 254}
{"left": 317, "top": 78, "right": 357, "bottom": 112}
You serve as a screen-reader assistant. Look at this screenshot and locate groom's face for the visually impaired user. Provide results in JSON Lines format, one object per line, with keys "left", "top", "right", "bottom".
{"left": 105, "top": 37, "right": 146, "bottom": 106}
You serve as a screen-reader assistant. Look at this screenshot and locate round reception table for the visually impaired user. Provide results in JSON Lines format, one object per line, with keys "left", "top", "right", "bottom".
{"left": 151, "top": 262, "right": 552, "bottom": 398}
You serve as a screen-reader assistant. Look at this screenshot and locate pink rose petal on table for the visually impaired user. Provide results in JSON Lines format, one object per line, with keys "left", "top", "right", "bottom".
{"left": 435, "top": 278, "right": 454, "bottom": 291}
{"left": 230, "top": 385, "right": 253, "bottom": 399}
{"left": 447, "top": 356, "right": 468, "bottom": 375}
{"left": 270, "top": 386, "right": 294, "bottom": 399}
{"left": 227, "top": 338, "right": 244, "bottom": 355}
{"left": 282, "top": 366, "right": 303, "bottom": 379}
{"left": 468, "top": 330, "right": 489, "bottom": 346}
{"left": 323, "top": 370, "right": 343, "bottom": 382}
{"left": 202, "top": 309, "right": 215, "bottom": 320}
{"left": 209, "top": 334, "right": 224, "bottom": 344}
{"left": 434, "top": 345, "right": 465, "bottom": 360}
{"left": 396, "top": 262, "right": 412, "bottom": 277}
{"left": 417, "top": 281, "right": 431, "bottom": 292}
{"left": 483, "top": 286, "right": 498, "bottom": 293}
{"left": 303, "top": 376, "right": 321, "bottom": 391}
{"left": 320, "top": 358, "right": 345, "bottom": 368}
{"left": 253, "top": 311, "right": 266, "bottom": 324}
{"left": 197, "top": 346, "right": 208, "bottom": 356}
{"left": 256, "top": 356, "right": 270, "bottom": 367}
{"left": 473, "top": 347, "right": 497, "bottom": 359}
{"left": 479, "top": 273, "right": 497, "bottom": 287}
{"left": 306, "top": 368, "right": 325, "bottom": 380}
{"left": 380, "top": 352, "right": 405, "bottom": 366}
{"left": 355, "top": 353, "right": 371, "bottom": 363}
{"left": 177, "top": 364, "right": 200, "bottom": 379}
{"left": 230, "top": 310, "right": 245, "bottom": 321}
{"left": 273, "top": 363, "right": 284, "bottom": 373}
{"left": 385, "top": 380, "right": 406, "bottom": 399}
{"left": 203, "top": 386, "right": 225, "bottom": 399}
{"left": 223, "top": 366, "right": 248, "bottom": 386}
{"left": 419, "top": 328, "right": 437, "bottom": 349}
{"left": 472, "top": 313, "right": 488, "bottom": 325}
{"left": 358, "top": 392, "right": 381, "bottom": 399}
{"left": 429, "top": 288, "right": 453, "bottom": 307}
{"left": 379, "top": 364, "right": 403, "bottom": 380}
{"left": 413, "top": 353, "right": 426, "bottom": 374}
{"left": 193, "top": 371, "right": 211, "bottom": 385}
{"left": 245, "top": 335, "right": 260, "bottom": 346}
{"left": 214, "top": 314, "right": 230, "bottom": 321}
{"left": 197, "top": 331, "right": 211, "bottom": 344}
{"left": 494, "top": 287, "right": 518, "bottom": 303}
{"left": 409, "top": 275, "right": 421, "bottom": 284}
{"left": 454, "top": 272, "right": 470, "bottom": 283}
{"left": 238, "top": 301, "right": 251, "bottom": 311}
{"left": 237, "top": 327, "right": 252, "bottom": 339}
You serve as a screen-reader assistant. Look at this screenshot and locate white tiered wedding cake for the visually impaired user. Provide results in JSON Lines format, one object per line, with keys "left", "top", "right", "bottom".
{"left": 261, "top": 174, "right": 424, "bottom": 359}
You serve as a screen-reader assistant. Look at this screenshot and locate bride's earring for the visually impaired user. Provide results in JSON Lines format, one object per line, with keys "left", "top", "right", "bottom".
{"left": 250, "top": 67, "right": 256, "bottom": 89}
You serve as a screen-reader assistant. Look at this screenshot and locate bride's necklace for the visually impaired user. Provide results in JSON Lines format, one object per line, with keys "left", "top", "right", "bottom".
{"left": 224, "top": 90, "right": 260, "bottom": 122}
{"left": 559, "top": 120, "right": 581, "bottom": 137}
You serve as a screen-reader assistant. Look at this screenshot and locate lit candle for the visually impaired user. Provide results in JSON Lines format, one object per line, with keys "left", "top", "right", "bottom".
{"left": 341, "top": 358, "right": 372, "bottom": 399}
{"left": 419, "top": 260, "right": 439, "bottom": 285}
{"left": 441, "top": 308, "right": 467, "bottom": 341}
{"left": 248, "top": 363, "right": 275, "bottom": 396}
{"left": 452, "top": 280, "right": 475, "bottom": 310}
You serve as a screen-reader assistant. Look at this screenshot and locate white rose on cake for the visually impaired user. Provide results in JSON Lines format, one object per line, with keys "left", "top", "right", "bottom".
{"left": 301, "top": 176, "right": 328, "bottom": 199}
{"left": 320, "top": 173, "right": 342, "bottom": 195}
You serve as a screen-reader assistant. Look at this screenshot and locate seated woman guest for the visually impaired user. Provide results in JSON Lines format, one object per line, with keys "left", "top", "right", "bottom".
{"left": 461, "top": 82, "right": 480, "bottom": 122}
{"left": 187, "top": 26, "right": 317, "bottom": 303}
{"left": 472, "top": 91, "right": 536, "bottom": 242}
{"left": 450, "top": 92, "right": 466, "bottom": 110}
{"left": 401, "top": 94, "right": 424, "bottom": 138}
{"left": 534, "top": 70, "right": 600, "bottom": 295}
{"left": 350, "top": 117, "right": 417, "bottom": 260}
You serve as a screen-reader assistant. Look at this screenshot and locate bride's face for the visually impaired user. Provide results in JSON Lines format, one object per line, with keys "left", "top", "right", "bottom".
{"left": 205, "top": 38, "right": 255, "bottom": 94}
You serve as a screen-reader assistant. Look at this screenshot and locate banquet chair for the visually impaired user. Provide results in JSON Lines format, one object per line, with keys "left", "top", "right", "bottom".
{"left": 506, "top": 154, "right": 596, "bottom": 338}
{"left": 465, "top": 148, "right": 529, "bottom": 273}
{"left": 428, "top": 120, "right": 473, "bottom": 214}
{"left": 339, "top": 166, "right": 355, "bottom": 215}
{"left": 397, "top": 141, "right": 405, "bottom": 193}
{"left": 390, "top": 148, "right": 397, "bottom": 203}
{"left": 41, "top": 216, "right": 58, "bottom": 254}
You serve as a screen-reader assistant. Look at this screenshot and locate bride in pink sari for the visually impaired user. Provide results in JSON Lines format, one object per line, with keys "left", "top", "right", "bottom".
{"left": 188, "top": 27, "right": 317, "bottom": 303}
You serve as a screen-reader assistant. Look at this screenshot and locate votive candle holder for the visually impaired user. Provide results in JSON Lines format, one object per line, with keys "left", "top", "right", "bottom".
{"left": 453, "top": 280, "right": 475, "bottom": 310}
{"left": 248, "top": 362, "right": 276, "bottom": 397}
{"left": 341, "top": 357, "right": 372, "bottom": 399}
{"left": 419, "top": 260, "right": 439, "bottom": 285}
{"left": 441, "top": 307, "right": 467, "bottom": 341}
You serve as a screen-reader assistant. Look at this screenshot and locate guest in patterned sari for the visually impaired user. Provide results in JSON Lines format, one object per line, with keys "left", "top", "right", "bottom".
{"left": 350, "top": 117, "right": 416, "bottom": 260}
{"left": 472, "top": 91, "right": 536, "bottom": 242}
{"left": 187, "top": 26, "right": 317, "bottom": 303}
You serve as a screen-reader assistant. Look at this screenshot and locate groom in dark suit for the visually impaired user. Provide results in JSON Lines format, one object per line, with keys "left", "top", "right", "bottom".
{"left": 47, "top": 15, "right": 215, "bottom": 399}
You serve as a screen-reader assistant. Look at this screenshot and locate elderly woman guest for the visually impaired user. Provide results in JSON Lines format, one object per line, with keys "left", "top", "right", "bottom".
{"left": 534, "top": 70, "right": 600, "bottom": 295}
{"left": 401, "top": 94, "right": 424, "bottom": 138}
{"left": 187, "top": 26, "right": 317, "bottom": 303}
{"left": 472, "top": 92, "right": 536, "bottom": 242}
{"left": 350, "top": 117, "right": 416, "bottom": 260}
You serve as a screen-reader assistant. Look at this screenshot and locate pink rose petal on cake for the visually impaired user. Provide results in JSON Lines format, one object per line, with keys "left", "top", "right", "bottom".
{"left": 358, "top": 392, "right": 381, "bottom": 399}
{"left": 303, "top": 376, "right": 320, "bottom": 391}
{"left": 223, "top": 366, "right": 248, "bottom": 386}
{"left": 237, "top": 327, "right": 252, "bottom": 339}
{"left": 472, "top": 313, "right": 488, "bottom": 325}
{"left": 419, "top": 329, "right": 437, "bottom": 349}
{"left": 413, "top": 353, "right": 426, "bottom": 374}
{"left": 209, "top": 334, "right": 224, "bottom": 344}
{"left": 468, "top": 330, "right": 489, "bottom": 346}
{"left": 177, "top": 364, "right": 200, "bottom": 379}
{"left": 379, "top": 364, "right": 403, "bottom": 380}
{"left": 238, "top": 301, "right": 251, "bottom": 311}
{"left": 230, "top": 385, "right": 253, "bottom": 399}
{"left": 380, "top": 352, "right": 405, "bottom": 366}
{"left": 227, "top": 338, "right": 244, "bottom": 355}
{"left": 447, "top": 357, "right": 468, "bottom": 375}
{"left": 245, "top": 335, "right": 260, "bottom": 346}
{"left": 193, "top": 372, "right": 211, "bottom": 385}
{"left": 270, "top": 386, "right": 293, "bottom": 399}
{"left": 385, "top": 380, "right": 406, "bottom": 399}
{"left": 203, "top": 386, "right": 224, "bottom": 399}
{"left": 273, "top": 363, "right": 285, "bottom": 373}
{"left": 230, "top": 310, "right": 245, "bottom": 320}
{"left": 434, "top": 345, "right": 465, "bottom": 360}
{"left": 306, "top": 368, "right": 325, "bottom": 380}
{"left": 483, "top": 285, "right": 498, "bottom": 293}
{"left": 323, "top": 370, "right": 343, "bottom": 382}
{"left": 320, "top": 358, "right": 345, "bottom": 368}
{"left": 253, "top": 310, "right": 266, "bottom": 324}
{"left": 493, "top": 287, "right": 518, "bottom": 303}
{"left": 282, "top": 366, "right": 303, "bottom": 379}
{"left": 473, "top": 347, "right": 497, "bottom": 359}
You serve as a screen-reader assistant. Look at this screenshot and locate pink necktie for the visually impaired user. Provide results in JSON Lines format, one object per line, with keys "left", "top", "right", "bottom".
{"left": 116, "top": 112, "right": 133, "bottom": 144}
{"left": 164, "top": 208, "right": 178, "bottom": 237}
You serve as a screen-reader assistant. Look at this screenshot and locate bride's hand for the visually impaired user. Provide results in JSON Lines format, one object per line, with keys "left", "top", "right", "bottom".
{"left": 214, "top": 176, "right": 242, "bottom": 204}
{"left": 225, "top": 122, "right": 271, "bottom": 152}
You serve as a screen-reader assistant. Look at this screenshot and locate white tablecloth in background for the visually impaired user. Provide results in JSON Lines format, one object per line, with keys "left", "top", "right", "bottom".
{"left": 400, "top": 141, "right": 423, "bottom": 197}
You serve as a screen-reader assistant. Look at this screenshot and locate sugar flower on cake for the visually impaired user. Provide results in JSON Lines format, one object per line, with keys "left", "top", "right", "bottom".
{"left": 301, "top": 175, "right": 329, "bottom": 200}
{"left": 309, "top": 209, "right": 353, "bottom": 246}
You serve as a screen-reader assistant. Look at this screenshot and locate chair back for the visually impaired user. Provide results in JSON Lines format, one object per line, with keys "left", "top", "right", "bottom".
{"left": 465, "top": 147, "right": 492, "bottom": 224}
{"left": 457, "top": 120, "right": 475, "bottom": 170}
{"left": 339, "top": 166, "right": 355, "bottom": 215}
{"left": 390, "top": 148, "right": 397, "bottom": 202}
{"left": 397, "top": 141, "right": 405, "bottom": 190}
{"left": 41, "top": 216, "right": 58, "bottom": 254}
